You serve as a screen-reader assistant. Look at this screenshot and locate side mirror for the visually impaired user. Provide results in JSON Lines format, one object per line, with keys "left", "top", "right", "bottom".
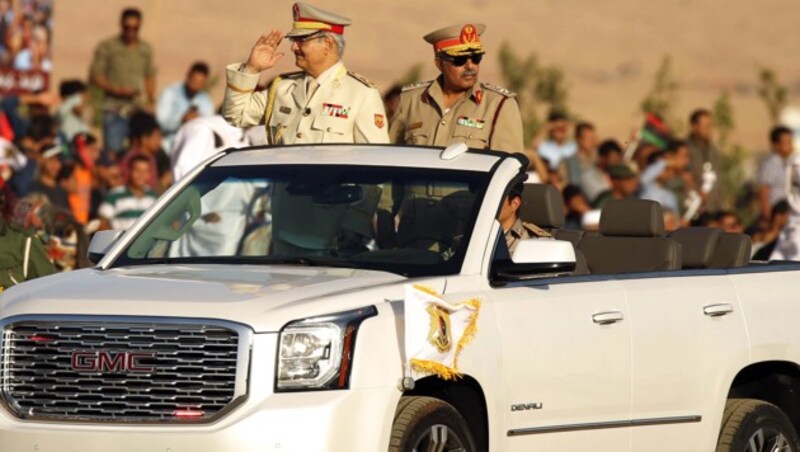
{"left": 88, "top": 230, "right": 125, "bottom": 264}
{"left": 492, "top": 239, "right": 577, "bottom": 283}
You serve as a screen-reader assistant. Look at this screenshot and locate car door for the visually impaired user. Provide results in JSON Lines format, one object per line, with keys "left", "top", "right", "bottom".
{"left": 490, "top": 276, "right": 632, "bottom": 451}
{"left": 624, "top": 273, "right": 748, "bottom": 451}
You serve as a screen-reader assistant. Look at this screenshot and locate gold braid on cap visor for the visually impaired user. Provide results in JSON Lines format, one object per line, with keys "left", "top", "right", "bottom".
{"left": 435, "top": 40, "right": 484, "bottom": 56}
{"left": 292, "top": 21, "right": 339, "bottom": 32}
{"left": 443, "top": 46, "right": 484, "bottom": 56}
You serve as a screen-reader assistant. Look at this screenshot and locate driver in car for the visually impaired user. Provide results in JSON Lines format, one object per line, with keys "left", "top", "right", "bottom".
{"left": 498, "top": 180, "right": 551, "bottom": 254}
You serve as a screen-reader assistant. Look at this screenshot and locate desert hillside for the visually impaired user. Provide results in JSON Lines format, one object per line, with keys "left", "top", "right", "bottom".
{"left": 52, "top": 0, "right": 800, "bottom": 157}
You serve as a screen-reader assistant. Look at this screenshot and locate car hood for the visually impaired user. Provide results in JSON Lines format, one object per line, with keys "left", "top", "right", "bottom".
{"left": 0, "top": 264, "right": 433, "bottom": 332}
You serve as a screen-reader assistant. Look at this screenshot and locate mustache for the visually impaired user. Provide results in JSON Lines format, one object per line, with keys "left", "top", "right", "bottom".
{"left": 461, "top": 69, "right": 477, "bottom": 77}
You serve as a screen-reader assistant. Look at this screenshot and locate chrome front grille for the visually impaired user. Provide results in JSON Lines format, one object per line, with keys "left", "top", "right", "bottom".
{"left": 0, "top": 317, "right": 250, "bottom": 423}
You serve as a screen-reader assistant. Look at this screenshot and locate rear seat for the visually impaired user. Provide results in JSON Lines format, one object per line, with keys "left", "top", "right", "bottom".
{"left": 669, "top": 227, "right": 721, "bottom": 269}
{"left": 710, "top": 232, "right": 752, "bottom": 268}
{"left": 578, "top": 199, "right": 682, "bottom": 274}
{"left": 520, "top": 184, "right": 584, "bottom": 245}
{"left": 669, "top": 228, "right": 751, "bottom": 269}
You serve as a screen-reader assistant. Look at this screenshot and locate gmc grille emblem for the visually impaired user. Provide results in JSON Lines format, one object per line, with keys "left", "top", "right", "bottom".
{"left": 70, "top": 351, "right": 156, "bottom": 373}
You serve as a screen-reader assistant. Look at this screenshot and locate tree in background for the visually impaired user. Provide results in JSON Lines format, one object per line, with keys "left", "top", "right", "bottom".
{"left": 713, "top": 90, "right": 752, "bottom": 218}
{"left": 397, "top": 63, "right": 424, "bottom": 87}
{"left": 757, "top": 68, "right": 788, "bottom": 125}
{"left": 713, "top": 91, "right": 734, "bottom": 150}
{"left": 640, "top": 55, "right": 682, "bottom": 134}
{"left": 497, "top": 42, "right": 570, "bottom": 144}
{"left": 535, "top": 67, "right": 569, "bottom": 117}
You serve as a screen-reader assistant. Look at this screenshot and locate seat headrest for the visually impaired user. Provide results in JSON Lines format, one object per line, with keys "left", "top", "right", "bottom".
{"left": 519, "top": 184, "right": 564, "bottom": 229}
{"left": 711, "top": 232, "right": 752, "bottom": 268}
{"left": 600, "top": 199, "right": 665, "bottom": 237}
{"left": 669, "top": 227, "right": 721, "bottom": 269}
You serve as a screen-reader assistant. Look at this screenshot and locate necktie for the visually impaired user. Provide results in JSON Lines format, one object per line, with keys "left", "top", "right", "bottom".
{"left": 306, "top": 78, "right": 319, "bottom": 100}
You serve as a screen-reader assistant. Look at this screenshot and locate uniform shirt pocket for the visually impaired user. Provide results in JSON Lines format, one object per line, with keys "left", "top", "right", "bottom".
{"left": 404, "top": 130, "right": 429, "bottom": 145}
{"left": 269, "top": 107, "right": 292, "bottom": 128}
{"left": 312, "top": 113, "right": 350, "bottom": 136}
{"left": 453, "top": 122, "right": 490, "bottom": 149}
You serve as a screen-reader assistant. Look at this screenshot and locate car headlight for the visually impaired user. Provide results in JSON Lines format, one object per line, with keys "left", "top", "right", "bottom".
{"left": 276, "top": 306, "right": 377, "bottom": 391}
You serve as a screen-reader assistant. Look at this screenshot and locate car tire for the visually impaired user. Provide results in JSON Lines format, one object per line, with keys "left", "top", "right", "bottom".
{"left": 389, "top": 396, "right": 477, "bottom": 452}
{"left": 716, "top": 398, "right": 800, "bottom": 452}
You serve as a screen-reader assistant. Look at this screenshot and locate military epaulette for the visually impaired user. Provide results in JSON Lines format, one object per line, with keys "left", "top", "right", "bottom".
{"left": 402, "top": 80, "right": 433, "bottom": 92}
{"left": 347, "top": 71, "right": 377, "bottom": 88}
{"left": 480, "top": 82, "right": 516, "bottom": 98}
{"left": 522, "top": 221, "right": 552, "bottom": 238}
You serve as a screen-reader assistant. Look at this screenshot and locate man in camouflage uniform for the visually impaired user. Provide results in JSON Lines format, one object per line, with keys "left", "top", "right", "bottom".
{"left": 389, "top": 23, "right": 523, "bottom": 153}
{"left": 0, "top": 217, "right": 55, "bottom": 291}
{"left": 499, "top": 180, "right": 550, "bottom": 254}
{"left": 222, "top": 2, "right": 388, "bottom": 145}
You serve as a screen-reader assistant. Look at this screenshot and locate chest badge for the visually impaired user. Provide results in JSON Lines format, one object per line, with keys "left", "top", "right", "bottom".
{"left": 322, "top": 103, "right": 350, "bottom": 119}
{"left": 457, "top": 116, "right": 485, "bottom": 129}
{"left": 375, "top": 114, "right": 385, "bottom": 129}
{"left": 279, "top": 106, "right": 292, "bottom": 114}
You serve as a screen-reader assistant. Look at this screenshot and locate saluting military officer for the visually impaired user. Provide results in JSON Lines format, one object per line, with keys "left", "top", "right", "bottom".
{"left": 222, "top": 2, "right": 389, "bottom": 145}
{"left": 389, "top": 23, "right": 523, "bottom": 153}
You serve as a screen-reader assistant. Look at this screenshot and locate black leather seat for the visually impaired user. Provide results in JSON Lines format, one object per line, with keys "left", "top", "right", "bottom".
{"left": 669, "top": 227, "right": 722, "bottom": 269}
{"left": 519, "top": 184, "right": 584, "bottom": 245}
{"left": 709, "top": 232, "right": 751, "bottom": 268}
{"left": 578, "top": 199, "right": 682, "bottom": 274}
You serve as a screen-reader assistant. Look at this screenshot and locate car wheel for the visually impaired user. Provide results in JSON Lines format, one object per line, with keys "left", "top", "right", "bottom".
{"left": 389, "top": 396, "right": 477, "bottom": 452}
{"left": 717, "top": 398, "right": 800, "bottom": 452}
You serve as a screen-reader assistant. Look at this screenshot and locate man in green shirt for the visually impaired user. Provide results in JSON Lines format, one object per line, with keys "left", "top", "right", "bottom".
{"left": 90, "top": 7, "right": 156, "bottom": 157}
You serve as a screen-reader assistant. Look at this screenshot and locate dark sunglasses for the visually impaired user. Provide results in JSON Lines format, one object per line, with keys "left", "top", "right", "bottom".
{"left": 123, "top": 25, "right": 140, "bottom": 31}
{"left": 440, "top": 53, "right": 484, "bottom": 67}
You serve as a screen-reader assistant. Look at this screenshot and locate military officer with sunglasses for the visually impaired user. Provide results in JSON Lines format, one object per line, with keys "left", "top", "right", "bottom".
{"left": 388, "top": 23, "right": 523, "bottom": 153}
{"left": 222, "top": 3, "right": 389, "bottom": 145}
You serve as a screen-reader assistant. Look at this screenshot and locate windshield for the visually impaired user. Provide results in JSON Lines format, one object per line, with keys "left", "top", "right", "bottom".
{"left": 112, "top": 164, "right": 490, "bottom": 277}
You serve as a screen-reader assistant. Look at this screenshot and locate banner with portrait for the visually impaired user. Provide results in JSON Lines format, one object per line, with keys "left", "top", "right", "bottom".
{"left": 0, "top": 0, "right": 51, "bottom": 95}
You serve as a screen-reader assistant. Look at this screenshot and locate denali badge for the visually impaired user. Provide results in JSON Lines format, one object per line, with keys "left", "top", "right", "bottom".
{"left": 511, "top": 402, "right": 543, "bottom": 411}
{"left": 71, "top": 351, "right": 156, "bottom": 373}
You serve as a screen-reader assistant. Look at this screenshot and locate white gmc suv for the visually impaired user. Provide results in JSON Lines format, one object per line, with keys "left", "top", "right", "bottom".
{"left": 1, "top": 144, "right": 800, "bottom": 452}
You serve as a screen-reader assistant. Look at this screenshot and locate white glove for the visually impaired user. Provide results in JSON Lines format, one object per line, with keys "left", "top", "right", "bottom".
{"left": 701, "top": 169, "right": 717, "bottom": 195}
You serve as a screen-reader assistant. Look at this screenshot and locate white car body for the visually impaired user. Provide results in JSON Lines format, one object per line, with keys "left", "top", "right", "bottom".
{"left": 1, "top": 144, "right": 800, "bottom": 451}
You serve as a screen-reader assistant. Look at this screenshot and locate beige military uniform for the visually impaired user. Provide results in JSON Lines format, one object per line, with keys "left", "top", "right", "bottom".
{"left": 505, "top": 218, "right": 551, "bottom": 254}
{"left": 388, "top": 77, "right": 523, "bottom": 153}
{"left": 223, "top": 62, "right": 389, "bottom": 145}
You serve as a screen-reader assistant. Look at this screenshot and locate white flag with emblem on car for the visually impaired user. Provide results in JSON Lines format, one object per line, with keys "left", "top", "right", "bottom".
{"left": 403, "top": 284, "right": 481, "bottom": 381}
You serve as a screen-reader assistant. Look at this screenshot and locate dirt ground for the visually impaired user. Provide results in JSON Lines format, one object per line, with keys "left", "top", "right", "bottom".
{"left": 52, "top": 0, "right": 800, "bottom": 168}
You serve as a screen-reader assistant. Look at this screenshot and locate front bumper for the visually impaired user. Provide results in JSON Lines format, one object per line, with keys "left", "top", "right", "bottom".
{"left": 0, "top": 333, "right": 400, "bottom": 452}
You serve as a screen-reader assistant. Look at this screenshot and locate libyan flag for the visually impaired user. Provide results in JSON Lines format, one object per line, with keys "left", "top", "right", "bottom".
{"left": 404, "top": 285, "right": 481, "bottom": 381}
{"left": 640, "top": 113, "right": 671, "bottom": 150}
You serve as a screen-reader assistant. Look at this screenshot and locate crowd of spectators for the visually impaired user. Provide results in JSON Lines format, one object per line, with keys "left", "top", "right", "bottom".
{"left": 0, "top": 7, "right": 253, "bottom": 283}
{"left": 515, "top": 108, "right": 797, "bottom": 261}
{"left": 0, "top": 5, "right": 796, "bottom": 286}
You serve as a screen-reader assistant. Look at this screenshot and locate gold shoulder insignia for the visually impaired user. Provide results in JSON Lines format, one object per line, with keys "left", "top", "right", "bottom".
{"left": 402, "top": 80, "right": 433, "bottom": 92}
{"left": 522, "top": 221, "right": 551, "bottom": 238}
{"left": 481, "top": 82, "right": 516, "bottom": 98}
{"left": 347, "top": 71, "right": 377, "bottom": 88}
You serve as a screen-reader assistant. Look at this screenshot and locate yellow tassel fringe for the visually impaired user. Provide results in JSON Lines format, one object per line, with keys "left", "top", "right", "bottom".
{"left": 410, "top": 359, "right": 462, "bottom": 381}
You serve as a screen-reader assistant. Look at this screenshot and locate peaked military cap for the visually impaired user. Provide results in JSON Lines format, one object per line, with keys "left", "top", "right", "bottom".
{"left": 286, "top": 2, "right": 352, "bottom": 38}
{"left": 607, "top": 164, "right": 638, "bottom": 180}
{"left": 424, "top": 23, "right": 486, "bottom": 56}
